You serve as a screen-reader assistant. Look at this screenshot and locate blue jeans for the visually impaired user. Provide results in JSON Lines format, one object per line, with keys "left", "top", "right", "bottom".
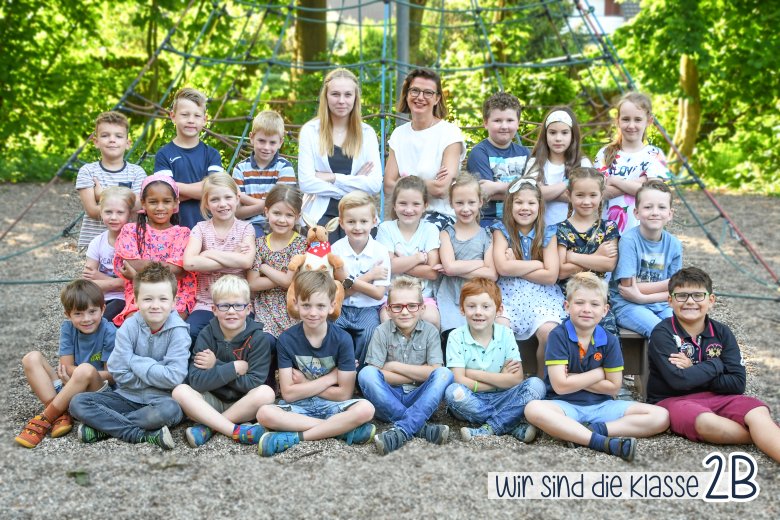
{"left": 69, "top": 390, "right": 183, "bottom": 443}
{"left": 358, "top": 366, "right": 453, "bottom": 439}
{"left": 334, "top": 305, "right": 381, "bottom": 370}
{"left": 444, "top": 377, "right": 546, "bottom": 435}
{"left": 614, "top": 302, "right": 673, "bottom": 338}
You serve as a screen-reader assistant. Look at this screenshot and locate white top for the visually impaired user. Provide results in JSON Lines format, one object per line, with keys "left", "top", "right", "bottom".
{"left": 332, "top": 236, "right": 391, "bottom": 308}
{"left": 86, "top": 231, "right": 125, "bottom": 301}
{"left": 537, "top": 157, "right": 593, "bottom": 226}
{"left": 388, "top": 120, "right": 466, "bottom": 217}
{"left": 595, "top": 144, "right": 669, "bottom": 233}
{"left": 297, "top": 119, "right": 382, "bottom": 223}
{"left": 375, "top": 219, "right": 441, "bottom": 297}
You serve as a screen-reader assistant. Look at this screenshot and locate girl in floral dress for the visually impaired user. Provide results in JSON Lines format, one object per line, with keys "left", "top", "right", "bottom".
{"left": 247, "top": 184, "right": 307, "bottom": 337}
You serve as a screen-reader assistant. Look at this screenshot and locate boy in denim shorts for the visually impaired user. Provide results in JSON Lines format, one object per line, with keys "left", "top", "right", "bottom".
{"left": 256, "top": 271, "right": 375, "bottom": 456}
{"left": 647, "top": 267, "right": 780, "bottom": 462}
{"left": 524, "top": 272, "right": 669, "bottom": 461}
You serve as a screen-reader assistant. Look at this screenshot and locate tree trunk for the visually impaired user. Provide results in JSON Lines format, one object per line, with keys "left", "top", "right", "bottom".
{"left": 295, "top": 0, "right": 328, "bottom": 75}
{"left": 671, "top": 54, "right": 701, "bottom": 173}
{"left": 408, "top": 0, "right": 428, "bottom": 66}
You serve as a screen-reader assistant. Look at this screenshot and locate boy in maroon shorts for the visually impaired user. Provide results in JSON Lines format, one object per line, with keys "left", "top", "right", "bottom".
{"left": 647, "top": 267, "right": 780, "bottom": 462}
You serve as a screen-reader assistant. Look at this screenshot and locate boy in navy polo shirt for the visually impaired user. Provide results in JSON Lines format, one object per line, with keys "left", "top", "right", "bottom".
{"left": 524, "top": 272, "right": 669, "bottom": 461}
{"left": 256, "top": 271, "right": 376, "bottom": 456}
{"left": 647, "top": 267, "right": 780, "bottom": 462}
{"left": 154, "top": 87, "right": 224, "bottom": 229}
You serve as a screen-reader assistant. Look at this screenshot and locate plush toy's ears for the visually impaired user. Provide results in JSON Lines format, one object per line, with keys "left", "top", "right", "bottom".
{"left": 324, "top": 217, "right": 340, "bottom": 233}
{"left": 301, "top": 213, "right": 317, "bottom": 230}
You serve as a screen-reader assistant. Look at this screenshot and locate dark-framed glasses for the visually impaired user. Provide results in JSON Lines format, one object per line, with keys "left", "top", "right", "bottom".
{"left": 388, "top": 303, "right": 422, "bottom": 313}
{"left": 215, "top": 303, "right": 250, "bottom": 312}
{"left": 671, "top": 292, "right": 709, "bottom": 303}
{"left": 408, "top": 87, "right": 438, "bottom": 99}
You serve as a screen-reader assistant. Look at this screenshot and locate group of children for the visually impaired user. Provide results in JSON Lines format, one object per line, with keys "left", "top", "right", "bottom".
{"left": 13, "top": 83, "right": 779, "bottom": 463}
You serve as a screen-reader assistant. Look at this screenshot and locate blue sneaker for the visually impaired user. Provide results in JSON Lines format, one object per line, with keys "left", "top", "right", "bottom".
{"left": 460, "top": 424, "right": 493, "bottom": 441}
{"left": 414, "top": 423, "right": 449, "bottom": 445}
{"left": 233, "top": 423, "right": 264, "bottom": 445}
{"left": 258, "top": 431, "right": 299, "bottom": 457}
{"left": 186, "top": 424, "right": 213, "bottom": 448}
{"left": 511, "top": 423, "right": 538, "bottom": 443}
{"left": 337, "top": 423, "right": 376, "bottom": 446}
{"left": 374, "top": 428, "right": 407, "bottom": 455}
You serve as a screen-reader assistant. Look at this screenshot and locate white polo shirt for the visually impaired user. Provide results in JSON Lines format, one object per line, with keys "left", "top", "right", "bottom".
{"left": 332, "top": 236, "right": 391, "bottom": 307}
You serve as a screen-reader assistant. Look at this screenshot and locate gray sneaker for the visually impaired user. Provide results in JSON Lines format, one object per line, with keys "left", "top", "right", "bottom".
{"left": 144, "top": 425, "right": 175, "bottom": 450}
{"left": 414, "top": 423, "right": 449, "bottom": 445}
{"left": 511, "top": 423, "right": 538, "bottom": 443}
{"left": 374, "top": 428, "right": 406, "bottom": 456}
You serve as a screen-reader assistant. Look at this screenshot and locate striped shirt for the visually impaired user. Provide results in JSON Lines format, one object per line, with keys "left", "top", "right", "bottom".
{"left": 231, "top": 152, "right": 296, "bottom": 227}
{"left": 75, "top": 161, "right": 147, "bottom": 248}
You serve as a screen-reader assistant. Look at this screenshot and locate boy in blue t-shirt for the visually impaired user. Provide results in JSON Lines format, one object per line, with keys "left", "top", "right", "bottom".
{"left": 154, "top": 87, "right": 224, "bottom": 229}
{"left": 15, "top": 280, "right": 115, "bottom": 448}
{"left": 444, "top": 278, "right": 546, "bottom": 442}
{"left": 524, "top": 272, "right": 669, "bottom": 461}
{"left": 610, "top": 179, "right": 682, "bottom": 337}
{"left": 256, "top": 271, "right": 376, "bottom": 456}
{"left": 466, "top": 92, "right": 530, "bottom": 227}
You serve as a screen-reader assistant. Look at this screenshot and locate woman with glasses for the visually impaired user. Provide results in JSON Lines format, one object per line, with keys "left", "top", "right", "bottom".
{"left": 383, "top": 68, "right": 466, "bottom": 231}
{"left": 298, "top": 68, "right": 382, "bottom": 241}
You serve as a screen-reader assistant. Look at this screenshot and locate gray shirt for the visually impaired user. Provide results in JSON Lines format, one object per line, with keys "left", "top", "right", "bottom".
{"left": 365, "top": 319, "right": 443, "bottom": 392}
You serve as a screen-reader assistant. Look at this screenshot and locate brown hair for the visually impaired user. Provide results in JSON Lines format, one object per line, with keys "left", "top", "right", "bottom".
{"left": 459, "top": 277, "right": 502, "bottom": 310}
{"left": 449, "top": 171, "right": 483, "bottom": 203}
{"left": 482, "top": 91, "right": 521, "bottom": 120}
{"left": 133, "top": 262, "right": 178, "bottom": 300}
{"left": 601, "top": 92, "right": 653, "bottom": 172}
{"left": 314, "top": 68, "right": 364, "bottom": 158}
{"left": 566, "top": 167, "right": 606, "bottom": 219}
{"left": 293, "top": 270, "right": 337, "bottom": 302}
{"left": 264, "top": 184, "right": 303, "bottom": 216}
{"left": 61, "top": 279, "right": 105, "bottom": 314}
{"left": 389, "top": 176, "right": 428, "bottom": 220}
{"left": 527, "top": 106, "right": 584, "bottom": 183}
{"left": 396, "top": 68, "right": 448, "bottom": 119}
{"left": 94, "top": 111, "right": 130, "bottom": 134}
{"left": 668, "top": 267, "right": 713, "bottom": 294}
{"left": 635, "top": 178, "right": 672, "bottom": 206}
{"left": 502, "top": 178, "right": 546, "bottom": 261}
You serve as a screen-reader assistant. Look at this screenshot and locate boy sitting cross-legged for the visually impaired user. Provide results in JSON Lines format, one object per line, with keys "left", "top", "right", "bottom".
{"left": 524, "top": 272, "right": 669, "bottom": 462}
{"left": 69, "top": 262, "right": 190, "bottom": 450}
{"left": 256, "top": 271, "right": 376, "bottom": 456}
{"left": 444, "top": 278, "right": 546, "bottom": 442}
{"left": 15, "top": 280, "right": 116, "bottom": 448}
{"left": 647, "top": 267, "right": 780, "bottom": 462}
{"left": 172, "top": 275, "right": 276, "bottom": 448}
{"left": 358, "top": 275, "right": 454, "bottom": 455}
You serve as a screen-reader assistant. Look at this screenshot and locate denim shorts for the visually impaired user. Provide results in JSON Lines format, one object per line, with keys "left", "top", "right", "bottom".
{"left": 276, "top": 396, "right": 363, "bottom": 420}
{"left": 550, "top": 399, "right": 635, "bottom": 423}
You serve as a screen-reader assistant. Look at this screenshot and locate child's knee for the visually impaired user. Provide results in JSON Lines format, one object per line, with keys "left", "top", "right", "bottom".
{"left": 256, "top": 404, "right": 278, "bottom": 425}
{"left": 523, "top": 377, "right": 546, "bottom": 400}
{"left": 247, "top": 385, "right": 276, "bottom": 406}
{"left": 431, "top": 367, "right": 454, "bottom": 386}
{"left": 70, "top": 363, "right": 98, "bottom": 383}
{"left": 21, "top": 350, "right": 45, "bottom": 369}
{"left": 171, "top": 384, "right": 193, "bottom": 402}
{"left": 445, "top": 383, "right": 467, "bottom": 405}
{"left": 350, "top": 400, "right": 375, "bottom": 423}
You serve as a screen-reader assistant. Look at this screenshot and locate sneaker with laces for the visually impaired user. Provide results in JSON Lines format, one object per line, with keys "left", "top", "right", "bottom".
{"left": 15, "top": 415, "right": 52, "bottom": 448}
{"left": 511, "top": 423, "right": 538, "bottom": 443}
{"left": 258, "top": 431, "right": 300, "bottom": 457}
{"left": 460, "top": 424, "right": 493, "bottom": 441}
{"left": 374, "top": 428, "right": 407, "bottom": 455}
{"left": 337, "top": 423, "right": 376, "bottom": 446}
{"left": 77, "top": 424, "right": 110, "bottom": 444}
{"left": 414, "top": 423, "right": 449, "bottom": 445}
{"left": 233, "top": 423, "right": 264, "bottom": 445}
{"left": 186, "top": 424, "right": 213, "bottom": 447}
{"left": 50, "top": 413, "right": 73, "bottom": 438}
{"left": 143, "top": 426, "right": 174, "bottom": 450}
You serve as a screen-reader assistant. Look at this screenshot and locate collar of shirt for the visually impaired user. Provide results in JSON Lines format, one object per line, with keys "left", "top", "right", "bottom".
{"left": 518, "top": 228, "right": 536, "bottom": 260}
{"left": 564, "top": 319, "right": 608, "bottom": 359}
{"left": 462, "top": 323, "right": 499, "bottom": 353}
{"left": 670, "top": 314, "right": 715, "bottom": 342}
{"left": 389, "top": 318, "right": 425, "bottom": 337}
{"left": 249, "top": 151, "right": 280, "bottom": 170}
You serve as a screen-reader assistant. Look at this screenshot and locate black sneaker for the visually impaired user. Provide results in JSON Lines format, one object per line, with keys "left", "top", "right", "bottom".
{"left": 415, "top": 423, "right": 449, "bottom": 445}
{"left": 374, "top": 428, "right": 406, "bottom": 455}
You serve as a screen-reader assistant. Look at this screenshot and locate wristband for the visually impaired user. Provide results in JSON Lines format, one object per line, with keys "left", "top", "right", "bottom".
{"left": 473, "top": 381, "right": 479, "bottom": 393}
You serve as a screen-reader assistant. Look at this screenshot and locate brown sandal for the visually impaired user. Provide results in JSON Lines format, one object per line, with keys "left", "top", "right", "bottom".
{"left": 15, "top": 415, "right": 52, "bottom": 448}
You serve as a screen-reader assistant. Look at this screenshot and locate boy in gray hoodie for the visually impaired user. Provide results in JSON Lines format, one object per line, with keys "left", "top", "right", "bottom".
{"left": 70, "top": 262, "right": 190, "bottom": 449}
{"left": 172, "top": 275, "right": 275, "bottom": 447}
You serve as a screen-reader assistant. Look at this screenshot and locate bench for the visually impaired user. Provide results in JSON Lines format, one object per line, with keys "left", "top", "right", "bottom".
{"left": 517, "top": 328, "right": 650, "bottom": 400}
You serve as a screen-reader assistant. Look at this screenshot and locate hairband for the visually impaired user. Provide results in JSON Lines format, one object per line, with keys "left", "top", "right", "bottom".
{"left": 138, "top": 174, "right": 180, "bottom": 214}
{"left": 545, "top": 110, "right": 573, "bottom": 128}
{"left": 508, "top": 177, "right": 538, "bottom": 193}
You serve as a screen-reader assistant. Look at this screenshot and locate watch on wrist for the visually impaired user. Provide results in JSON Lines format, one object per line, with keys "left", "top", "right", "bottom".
{"left": 342, "top": 277, "right": 354, "bottom": 290}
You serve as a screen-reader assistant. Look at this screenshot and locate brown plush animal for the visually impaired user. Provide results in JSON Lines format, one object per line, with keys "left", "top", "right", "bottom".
{"left": 286, "top": 216, "right": 347, "bottom": 320}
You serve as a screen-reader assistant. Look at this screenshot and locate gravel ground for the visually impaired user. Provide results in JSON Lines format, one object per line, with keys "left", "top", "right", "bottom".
{"left": 1, "top": 181, "right": 778, "bottom": 519}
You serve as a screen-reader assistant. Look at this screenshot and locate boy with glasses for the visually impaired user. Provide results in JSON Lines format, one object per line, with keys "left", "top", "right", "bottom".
{"left": 358, "top": 276, "right": 453, "bottom": 455}
{"left": 647, "top": 267, "right": 780, "bottom": 462}
{"left": 172, "top": 275, "right": 275, "bottom": 447}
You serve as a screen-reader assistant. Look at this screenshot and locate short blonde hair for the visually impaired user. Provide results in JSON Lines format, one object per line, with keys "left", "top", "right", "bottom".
{"left": 338, "top": 190, "right": 376, "bottom": 216}
{"left": 387, "top": 275, "right": 423, "bottom": 303}
{"left": 200, "top": 172, "right": 239, "bottom": 219}
{"left": 211, "top": 274, "right": 250, "bottom": 303}
{"left": 251, "top": 110, "right": 285, "bottom": 139}
{"left": 99, "top": 186, "right": 136, "bottom": 213}
{"left": 565, "top": 272, "right": 608, "bottom": 304}
{"left": 172, "top": 87, "right": 207, "bottom": 112}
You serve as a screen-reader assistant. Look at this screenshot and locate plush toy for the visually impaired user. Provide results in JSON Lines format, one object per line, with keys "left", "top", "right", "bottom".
{"left": 287, "top": 216, "right": 347, "bottom": 320}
